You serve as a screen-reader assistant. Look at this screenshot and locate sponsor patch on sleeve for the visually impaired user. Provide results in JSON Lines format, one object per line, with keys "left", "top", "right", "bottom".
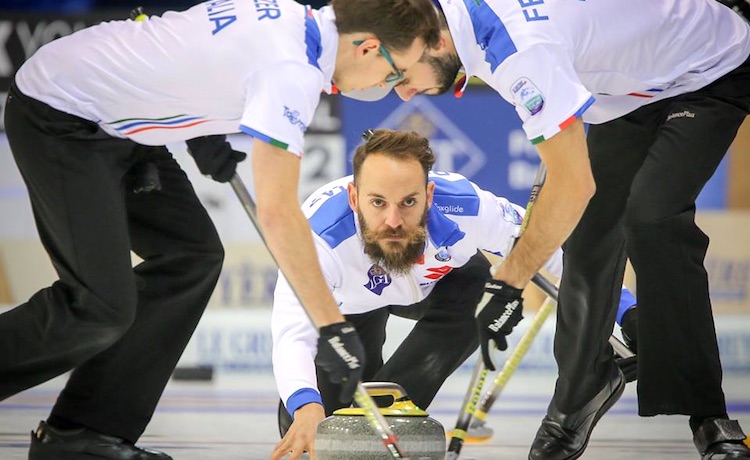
{"left": 511, "top": 77, "right": 544, "bottom": 116}
{"left": 500, "top": 202, "right": 523, "bottom": 225}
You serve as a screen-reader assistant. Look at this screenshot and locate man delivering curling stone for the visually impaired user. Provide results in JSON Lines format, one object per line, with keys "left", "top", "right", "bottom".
{"left": 270, "top": 129, "right": 638, "bottom": 459}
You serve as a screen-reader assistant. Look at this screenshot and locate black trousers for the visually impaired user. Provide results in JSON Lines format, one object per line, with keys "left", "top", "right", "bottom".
{"left": 279, "top": 252, "right": 489, "bottom": 431}
{"left": 0, "top": 84, "right": 224, "bottom": 442}
{"left": 554, "top": 58, "right": 750, "bottom": 417}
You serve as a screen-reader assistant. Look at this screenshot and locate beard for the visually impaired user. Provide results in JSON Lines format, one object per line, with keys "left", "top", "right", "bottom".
{"left": 422, "top": 51, "right": 463, "bottom": 95}
{"left": 358, "top": 211, "right": 428, "bottom": 276}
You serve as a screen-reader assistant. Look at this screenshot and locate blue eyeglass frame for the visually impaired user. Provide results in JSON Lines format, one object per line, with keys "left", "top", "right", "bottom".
{"left": 352, "top": 39, "right": 405, "bottom": 83}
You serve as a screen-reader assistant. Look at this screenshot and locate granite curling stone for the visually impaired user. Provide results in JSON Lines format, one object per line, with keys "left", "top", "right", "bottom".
{"left": 316, "top": 382, "right": 446, "bottom": 460}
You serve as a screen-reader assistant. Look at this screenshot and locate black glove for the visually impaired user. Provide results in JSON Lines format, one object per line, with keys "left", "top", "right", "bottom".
{"left": 315, "top": 321, "right": 366, "bottom": 403}
{"left": 125, "top": 145, "right": 166, "bottom": 194}
{"left": 475, "top": 279, "right": 524, "bottom": 371}
{"left": 186, "top": 135, "right": 247, "bottom": 183}
{"left": 615, "top": 355, "right": 638, "bottom": 383}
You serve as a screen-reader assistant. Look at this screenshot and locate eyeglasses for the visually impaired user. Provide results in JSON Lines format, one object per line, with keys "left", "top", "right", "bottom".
{"left": 353, "top": 40, "right": 405, "bottom": 83}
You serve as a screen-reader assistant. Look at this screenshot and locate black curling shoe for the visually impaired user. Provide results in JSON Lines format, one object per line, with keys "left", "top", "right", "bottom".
{"left": 29, "top": 421, "right": 172, "bottom": 460}
{"left": 528, "top": 368, "right": 626, "bottom": 460}
{"left": 693, "top": 418, "right": 750, "bottom": 460}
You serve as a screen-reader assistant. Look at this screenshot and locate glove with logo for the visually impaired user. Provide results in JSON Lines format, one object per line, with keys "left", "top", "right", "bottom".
{"left": 315, "top": 321, "right": 366, "bottom": 403}
{"left": 475, "top": 279, "right": 524, "bottom": 371}
{"left": 186, "top": 135, "right": 247, "bottom": 183}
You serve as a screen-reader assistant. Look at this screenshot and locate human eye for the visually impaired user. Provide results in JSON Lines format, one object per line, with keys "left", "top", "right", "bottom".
{"left": 371, "top": 198, "right": 385, "bottom": 207}
{"left": 402, "top": 197, "right": 417, "bottom": 207}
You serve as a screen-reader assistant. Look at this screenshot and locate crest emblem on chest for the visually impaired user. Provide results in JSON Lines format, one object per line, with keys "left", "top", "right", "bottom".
{"left": 364, "top": 264, "right": 392, "bottom": 295}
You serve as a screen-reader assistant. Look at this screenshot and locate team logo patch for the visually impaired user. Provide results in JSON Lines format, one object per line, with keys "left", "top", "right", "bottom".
{"left": 435, "top": 248, "right": 452, "bottom": 262}
{"left": 511, "top": 77, "right": 544, "bottom": 116}
{"left": 364, "top": 264, "right": 392, "bottom": 295}
{"left": 500, "top": 202, "right": 523, "bottom": 225}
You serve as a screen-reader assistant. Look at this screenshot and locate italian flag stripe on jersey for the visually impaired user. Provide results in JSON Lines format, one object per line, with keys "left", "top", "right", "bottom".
{"left": 240, "top": 125, "right": 290, "bottom": 150}
{"left": 530, "top": 96, "right": 595, "bottom": 145}
{"left": 107, "top": 114, "right": 210, "bottom": 134}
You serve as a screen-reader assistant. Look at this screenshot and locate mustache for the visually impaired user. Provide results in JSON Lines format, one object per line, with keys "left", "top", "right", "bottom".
{"left": 361, "top": 225, "right": 426, "bottom": 245}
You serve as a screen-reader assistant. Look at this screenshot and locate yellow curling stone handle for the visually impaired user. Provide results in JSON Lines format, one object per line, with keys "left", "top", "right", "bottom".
{"left": 334, "top": 382, "right": 429, "bottom": 417}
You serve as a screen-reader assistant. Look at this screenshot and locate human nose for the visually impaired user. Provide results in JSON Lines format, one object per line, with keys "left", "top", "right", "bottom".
{"left": 383, "top": 206, "right": 404, "bottom": 228}
{"left": 394, "top": 85, "right": 416, "bottom": 102}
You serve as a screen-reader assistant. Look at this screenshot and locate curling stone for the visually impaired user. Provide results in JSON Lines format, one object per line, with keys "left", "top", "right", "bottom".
{"left": 316, "top": 382, "right": 446, "bottom": 460}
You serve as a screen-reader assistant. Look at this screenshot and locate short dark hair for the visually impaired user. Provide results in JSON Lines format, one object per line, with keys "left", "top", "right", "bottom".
{"left": 332, "top": 0, "right": 441, "bottom": 51}
{"left": 352, "top": 129, "right": 436, "bottom": 183}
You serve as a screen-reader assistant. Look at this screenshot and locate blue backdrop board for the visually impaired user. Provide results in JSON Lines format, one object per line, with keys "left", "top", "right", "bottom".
{"left": 341, "top": 90, "right": 542, "bottom": 207}
{"left": 340, "top": 90, "right": 728, "bottom": 210}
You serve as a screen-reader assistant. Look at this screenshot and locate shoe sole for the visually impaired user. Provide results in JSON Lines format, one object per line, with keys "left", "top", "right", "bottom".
{"left": 30, "top": 451, "right": 98, "bottom": 460}
{"left": 30, "top": 442, "right": 103, "bottom": 460}
{"left": 566, "top": 374, "right": 627, "bottom": 460}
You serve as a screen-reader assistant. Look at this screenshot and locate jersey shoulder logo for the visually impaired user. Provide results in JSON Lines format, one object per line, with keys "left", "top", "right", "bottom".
{"left": 435, "top": 248, "right": 452, "bottom": 262}
{"left": 511, "top": 77, "right": 544, "bottom": 116}
{"left": 499, "top": 201, "right": 523, "bottom": 225}
{"left": 283, "top": 106, "right": 307, "bottom": 132}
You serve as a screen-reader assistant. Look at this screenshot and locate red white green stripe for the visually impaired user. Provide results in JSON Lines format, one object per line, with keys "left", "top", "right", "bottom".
{"left": 530, "top": 96, "right": 595, "bottom": 145}
{"left": 108, "top": 114, "right": 210, "bottom": 136}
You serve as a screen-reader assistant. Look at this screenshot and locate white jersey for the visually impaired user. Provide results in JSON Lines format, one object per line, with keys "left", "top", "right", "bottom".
{"left": 14, "top": 0, "right": 338, "bottom": 154}
{"left": 439, "top": 0, "right": 750, "bottom": 143}
{"left": 272, "top": 171, "right": 563, "bottom": 414}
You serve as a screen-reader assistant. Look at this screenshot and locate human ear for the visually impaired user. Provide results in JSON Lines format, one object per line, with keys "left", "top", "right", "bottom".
{"left": 347, "top": 182, "right": 358, "bottom": 211}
